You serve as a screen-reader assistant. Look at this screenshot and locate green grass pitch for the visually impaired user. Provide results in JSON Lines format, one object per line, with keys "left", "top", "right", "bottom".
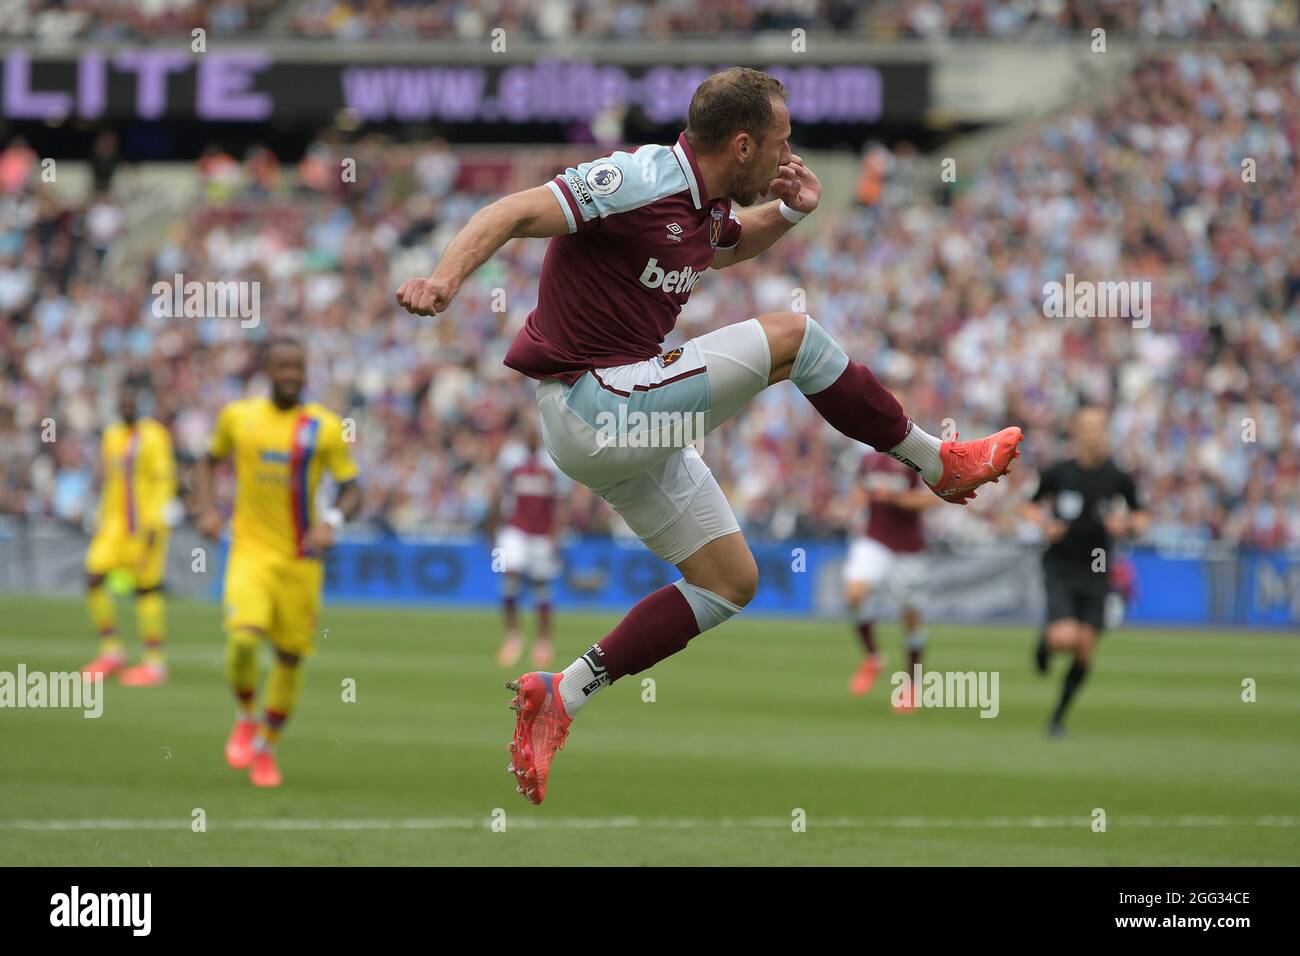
{"left": 0, "top": 594, "right": 1296, "bottom": 866}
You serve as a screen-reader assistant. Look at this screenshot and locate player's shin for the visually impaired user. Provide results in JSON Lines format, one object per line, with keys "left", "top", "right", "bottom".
{"left": 258, "top": 657, "right": 305, "bottom": 751}
{"left": 856, "top": 619, "right": 878, "bottom": 655}
{"left": 536, "top": 597, "right": 552, "bottom": 641}
{"left": 502, "top": 573, "right": 521, "bottom": 633}
{"left": 225, "top": 627, "right": 260, "bottom": 718}
{"left": 136, "top": 590, "right": 166, "bottom": 664}
{"left": 555, "top": 579, "right": 742, "bottom": 716}
{"left": 1052, "top": 660, "right": 1090, "bottom": 729}
{"left": 791, "top": 317, "right": 943, "bottom": 483}
{"left": 905, "top": 626, "right": 927, "bottom": 670}
{"left": 87, "top": 584, "right": 120, "bottom": 656}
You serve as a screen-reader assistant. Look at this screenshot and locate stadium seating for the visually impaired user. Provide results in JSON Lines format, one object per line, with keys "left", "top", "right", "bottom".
{"left": 0, "top": 50, "right": 1295, "bottom": 548}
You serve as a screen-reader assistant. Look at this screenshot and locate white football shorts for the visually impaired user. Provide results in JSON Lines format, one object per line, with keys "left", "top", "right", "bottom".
{"left": 843, "top": 535, "right": 927, "bottom": 613}
{"left": 536, "top": 318, "right": 771, "bottom": 565}
{"left": 495, "top": 526, "right": 559, "bottom": 581}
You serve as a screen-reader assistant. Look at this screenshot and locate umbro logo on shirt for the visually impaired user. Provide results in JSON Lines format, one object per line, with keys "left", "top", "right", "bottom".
{"left": 666, "top": 222, "right": 683, "bottom": 242}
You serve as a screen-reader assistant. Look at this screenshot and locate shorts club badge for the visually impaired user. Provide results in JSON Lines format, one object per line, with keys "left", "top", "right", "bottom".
{"left": 658, "top": 348, "right": 683, "bottom": 367}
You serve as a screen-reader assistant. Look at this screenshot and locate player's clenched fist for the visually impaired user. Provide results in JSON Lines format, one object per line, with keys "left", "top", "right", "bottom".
{"left": 396, "top": 275, "right": 458, "bottom": 316}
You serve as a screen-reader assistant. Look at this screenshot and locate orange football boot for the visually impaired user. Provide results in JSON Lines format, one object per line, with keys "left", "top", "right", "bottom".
{"left": 496, "top": 633, "right": 523, "bottom": 668}
{"left": 119, "top": 663, "right": 167, "bottom": 687}
{"left": 928, "top": 426, "right": 1023, "bottom": 505}
{"left": 81, "top": 652, "right": 125, "bottom": 679}
{"left": 249, "top": 750, "right": 283, "bottom": 788}
{"left": 850, "top": 656, "right": 884, "bottom": 697}
{"left": 506, "top": 672, "right": 572, "bottom": 805}
{"left": 225, "top": 718, "right": 258, "bottom": 770}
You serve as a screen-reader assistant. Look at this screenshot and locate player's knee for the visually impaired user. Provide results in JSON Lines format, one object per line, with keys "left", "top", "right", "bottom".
{"left": 683, "top": 552, "right": 757, "bottom": 610}
{"left": 1047, "top": 620, "right": 1076, "bottom": 647}
{"left": 756, "top": 311, "right": 808, "bottom": 367}
{"left": 227, "top": 626, "right": 261, "bottom": 651}
{"left": 719, "top": 553, "right": 758, "bottom": 608}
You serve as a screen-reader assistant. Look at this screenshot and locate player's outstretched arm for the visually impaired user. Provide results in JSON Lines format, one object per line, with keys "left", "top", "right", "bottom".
{"left": 194, "top": 453, "right": 224, "bottom": 539}
{"left": 396, "top": 185, "right": 569, "bottom": 317}
{"left": 483, "top": 478, "right": 503, "bottom": 540}
{"left": 1020, "top": 499, "right": 1066, "bottom": 542}
{"left": 304, "top": 479, "right": 363, "bottom": 553}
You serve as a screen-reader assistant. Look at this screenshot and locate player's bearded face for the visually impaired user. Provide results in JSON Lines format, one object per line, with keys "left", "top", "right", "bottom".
{"left": 268, "top": 348, "right": 306, "bottom": 406}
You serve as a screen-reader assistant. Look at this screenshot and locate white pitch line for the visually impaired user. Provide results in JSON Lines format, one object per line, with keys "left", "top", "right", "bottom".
{"left": 1, "top": 816, "right": 1296, "bottom": 832}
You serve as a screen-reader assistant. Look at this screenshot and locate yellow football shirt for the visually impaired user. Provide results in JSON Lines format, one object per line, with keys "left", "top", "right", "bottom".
{"left": 97, "top": 418, "right": 175, "bottom": 535}
{"left": 208, "top": 398, "right": 359, "bottom": 560}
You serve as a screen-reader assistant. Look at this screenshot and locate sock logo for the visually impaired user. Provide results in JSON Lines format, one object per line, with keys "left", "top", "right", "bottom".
{"left": 887, "top": 450, "right": 923, "bottom": 475}
{"left": 579, "top": 644, "right": 609, "bottom": 697}
{"left": 889, "top": 422, "right": 923, "bottom": 474}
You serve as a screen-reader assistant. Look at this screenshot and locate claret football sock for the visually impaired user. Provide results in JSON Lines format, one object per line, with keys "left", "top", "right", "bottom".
{"left": 792, "top": 317, "right": 941, "bottom": 482}
{"left": 905, "top": 628, "right": 928, "bottom": 670}
{"left": 555, "top": 580, "right": 742, "bottom": 716}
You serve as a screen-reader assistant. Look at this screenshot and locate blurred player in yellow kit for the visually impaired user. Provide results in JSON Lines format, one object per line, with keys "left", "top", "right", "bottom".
{"left": 82, "top": 386, "right": 176, "bottom": 686}
{"left": 195, "top": 337, "right": 361, "bottom": 788}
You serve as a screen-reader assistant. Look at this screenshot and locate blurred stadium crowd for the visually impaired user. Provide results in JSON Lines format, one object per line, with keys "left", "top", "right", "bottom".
{"left": 3, "top": 0, "right": 1296, "bottom": 40}
{"left": 0, "top": 50, "right": 1297, "bottom": 549}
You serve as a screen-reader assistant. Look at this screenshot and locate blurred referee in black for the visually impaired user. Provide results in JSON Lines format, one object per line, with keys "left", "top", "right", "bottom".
{"left": 1021, "top": 406, "right": 1147, "bottom": 736}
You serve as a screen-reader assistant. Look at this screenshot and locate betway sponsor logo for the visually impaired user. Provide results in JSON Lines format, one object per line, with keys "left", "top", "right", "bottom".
{"left": 639, "top": 258, "right": 704, "bottom": 295}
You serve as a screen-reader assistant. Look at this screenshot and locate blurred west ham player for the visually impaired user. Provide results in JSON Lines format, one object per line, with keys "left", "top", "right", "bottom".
{"left": 81, "top": 385, "right": 176, "bottom": 686}
{"left": 487, "top": 426, "right": 569, "bottom": 669}
{"left": 397, "top": 68, "right": 1023, "bottom": 803}
{"left": 843, "top": 452, "right": 938, "bottom": 709}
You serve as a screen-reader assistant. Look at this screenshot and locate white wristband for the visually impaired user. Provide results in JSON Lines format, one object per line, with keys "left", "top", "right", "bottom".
{"left": 322, "top": 507, "right": 344, "bottom": 531}
{"left": 778, "top": 201, "right": 808, "bottom": 224}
